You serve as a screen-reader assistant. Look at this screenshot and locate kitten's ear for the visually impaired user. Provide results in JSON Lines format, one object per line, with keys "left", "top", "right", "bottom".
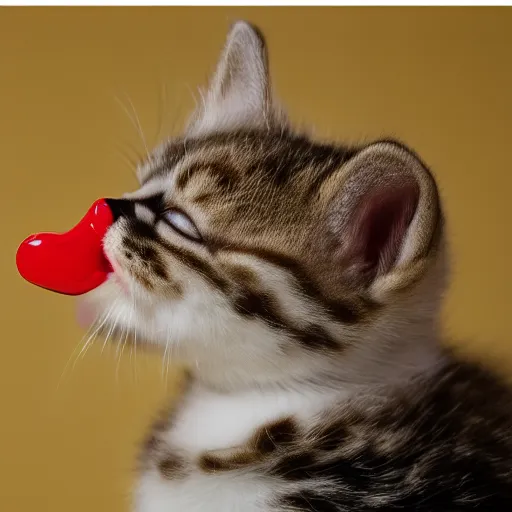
{"left": 322, "top": 141, "right": 442, "bottom": 299}
{"left": 186, "top": 21, "right": 285, "bottom": 136}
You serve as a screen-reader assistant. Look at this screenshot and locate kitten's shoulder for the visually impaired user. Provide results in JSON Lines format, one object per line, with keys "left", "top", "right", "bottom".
{"left": 295, "top": 352, "right": 512, "bottom": 509}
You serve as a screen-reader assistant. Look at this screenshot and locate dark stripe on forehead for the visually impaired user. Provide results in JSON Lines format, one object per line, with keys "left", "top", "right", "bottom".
{"left": 175, "top": 162, "right": 201, "bottom": 191}
{"left": 176, "top": 161, "right": 237, "bottom": 192}
{"left": 255, "top": 142, "right": 355, "bottom": 189}
{"left": 141, "top": 129, "right": 357, "bottom": 187}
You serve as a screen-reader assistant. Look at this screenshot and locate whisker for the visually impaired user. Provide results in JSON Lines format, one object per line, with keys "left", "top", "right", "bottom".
{"left": 102, "top": 305, "right": 124, "bottom": 354}
{"left": 162, "top": 333, "right": 170, "bottom": 380}
{"left": 185, "top": 82, "right": 200, "bottom": 112}
{"left": 128, "top": 291, "right": 138, "bottom": 385}
{"left": 56, "top": 295, "right": 123, "bottom": 392}
{"left": 155, "top": 77, "right": 168, "bottom": 145}
{"left": 73, "top": 302, "right": 120, "bottom": 368}
{"left": 115, "top": 320, "right": 129, "bottom": 383}
{"left": 113, "top": 143, "right": 141, "bottom": 181}
{"left": 56, "top": 315, "right": 100, "bottom": 391}
{"left": 125, "top": 93, "right": 150, "bottom": 160}
{"left": 114, "top": 93, "right": 150, "bottom": 161}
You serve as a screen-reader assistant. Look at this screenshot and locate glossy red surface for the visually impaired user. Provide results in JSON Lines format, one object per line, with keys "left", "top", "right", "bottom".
{"left": 16, "top": 198, "right": 114, "bottom": 295}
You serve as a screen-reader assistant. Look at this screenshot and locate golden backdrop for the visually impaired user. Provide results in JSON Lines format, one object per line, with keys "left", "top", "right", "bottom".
{"left": 1, "top": 7, "right": 511, "bottom": 511}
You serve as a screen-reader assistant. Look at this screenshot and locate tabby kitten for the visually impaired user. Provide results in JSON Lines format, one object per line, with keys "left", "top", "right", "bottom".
{"left": 81, "top": 21, "right": 512, "bottom": 511}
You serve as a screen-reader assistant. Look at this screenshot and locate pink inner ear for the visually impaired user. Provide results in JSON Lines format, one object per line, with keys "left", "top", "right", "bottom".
{"left": 347, "top": 181, "right": 420, "bottom": 278}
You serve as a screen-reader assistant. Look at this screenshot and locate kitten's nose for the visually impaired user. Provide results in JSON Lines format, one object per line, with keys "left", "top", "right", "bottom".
{"left": 104, "top": 198, "right": 134, "bottom": 221}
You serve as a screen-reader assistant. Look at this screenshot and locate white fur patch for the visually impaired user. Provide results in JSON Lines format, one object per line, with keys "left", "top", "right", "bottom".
{"left": 168, "top": 382, "right": 342, "bottom": 454}
{"left": 135, "top": 382, "right": 342, "bottom": 512}
{"left": 135, "top": 469, "right": 276, "bottom": 512}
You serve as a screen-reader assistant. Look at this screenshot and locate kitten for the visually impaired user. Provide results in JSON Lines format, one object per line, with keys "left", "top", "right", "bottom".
{"left": 80, "top": 21, "right": 512, "bottom": 511}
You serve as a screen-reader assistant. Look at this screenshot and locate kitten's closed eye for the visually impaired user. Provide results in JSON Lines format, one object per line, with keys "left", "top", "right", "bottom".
{"left": 162, "top": 209, "right": 202, "bottom": 243}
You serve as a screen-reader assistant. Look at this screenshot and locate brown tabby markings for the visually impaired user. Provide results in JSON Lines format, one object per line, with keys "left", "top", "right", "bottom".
{"left": 224, "top": 246, "right": 380, "bottom": 324}
{"left": 119, "top": 130, "right": 442, "bottom": 362}
{"left": 199, "top": 448, "right": 261, "bottom": 473}
{"left": 158, "top": 455, "right": 186, "bottom": 480}
{"left": 158, "top": 239, "right": 229, "bottom": 292}
{"left": 122, "top": 236, "right": 182, "bottom": 294}
{"left": 222, "top": 260, "right": 344, "bottom": 352}
{"left": 176, "top": 161, "right": 236, "bottom": 196}
{"left": 138, "top": 133, "right": 426, "bottom": 346}
{"left": 140, "top": 362, "right": 512, "bottom": 508}
{"left": 199, "top": 417, "right": 299, "bottom": 473}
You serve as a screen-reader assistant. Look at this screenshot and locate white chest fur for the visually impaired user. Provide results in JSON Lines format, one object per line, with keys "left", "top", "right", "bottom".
{"left": 168, "top": 384, "right": 339, "bottom": 454}
{"left": 134, "top": 383, "right": 343, "bottom": 512}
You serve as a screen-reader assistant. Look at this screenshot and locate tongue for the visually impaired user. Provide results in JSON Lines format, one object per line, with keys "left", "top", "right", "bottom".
{"left": 16, "top": 198, "right": 114, "bottom": 296}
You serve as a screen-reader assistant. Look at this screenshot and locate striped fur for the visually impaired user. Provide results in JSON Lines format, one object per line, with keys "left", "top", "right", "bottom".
{"left": 77, "top": 21, "right": 512, "bottom": 511}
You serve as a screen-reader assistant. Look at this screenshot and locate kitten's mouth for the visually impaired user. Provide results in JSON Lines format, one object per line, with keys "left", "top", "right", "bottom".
{"left": 108, "top": 269, "right": 131, "bottom": 295}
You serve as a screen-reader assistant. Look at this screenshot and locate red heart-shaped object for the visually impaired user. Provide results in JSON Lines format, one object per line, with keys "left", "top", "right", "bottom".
{"left": 16, "top": 198, "right": 114, "bottom": 296}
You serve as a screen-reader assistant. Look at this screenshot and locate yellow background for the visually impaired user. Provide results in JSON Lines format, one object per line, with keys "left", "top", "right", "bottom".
{"left": 1, "top": 7, "right": 511, "bottom": 511}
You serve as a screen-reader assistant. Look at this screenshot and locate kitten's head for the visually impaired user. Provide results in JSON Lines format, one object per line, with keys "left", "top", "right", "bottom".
{"left": 82, "top": 22, "right": 447, "bottom": 389}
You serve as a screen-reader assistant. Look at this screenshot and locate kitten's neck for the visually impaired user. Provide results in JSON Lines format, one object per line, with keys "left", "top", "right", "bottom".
{"left": 186, "top": 324, "right": 445, "bottom": 394}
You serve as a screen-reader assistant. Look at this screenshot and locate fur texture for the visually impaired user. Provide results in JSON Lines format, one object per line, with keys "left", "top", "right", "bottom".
{"left": 78, "top": 21, "right": 512, "bottom": 511}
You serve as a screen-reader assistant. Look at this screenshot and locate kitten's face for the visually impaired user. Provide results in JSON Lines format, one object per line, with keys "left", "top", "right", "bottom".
{"left": 80, "top": 22, "right": 445, "bottom": 387}
{"left": 85, "top": 133, "right": 361, "bottom": 372}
